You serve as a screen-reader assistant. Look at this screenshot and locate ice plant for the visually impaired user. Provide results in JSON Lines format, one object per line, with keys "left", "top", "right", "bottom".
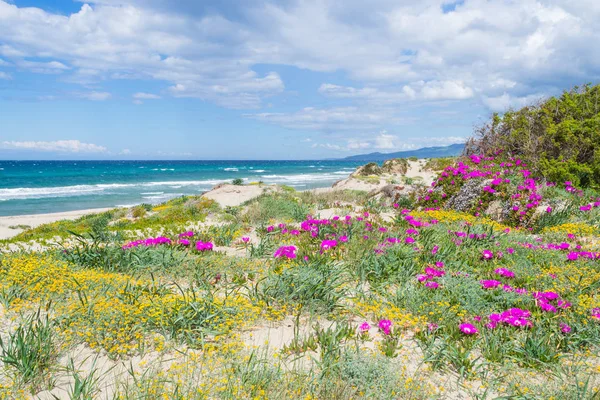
{"left": 459, "top": 323, "right": 478, "bottom": 335}
{"left": 494, "top": 268, "right": 515, "bottom": 278}
{"left": 482, "top": 249, "right": 494, "bottom": 260}
{"left": 359, "top": 322, "right": 370, "bottom": 332}
{"left": 480, "top": 280, "right": 502, "bottom": 289}
{"left": 378, "top": 319, "right": 392, "bottom": 335}
{"left": 320, "top": 239, "right": 338, "bottom": 251}
{"left": 195, "top": 241, "right": 214, "bottom": 252}
{"left": 274, "top": 245, "right": 297, "bottom": 259}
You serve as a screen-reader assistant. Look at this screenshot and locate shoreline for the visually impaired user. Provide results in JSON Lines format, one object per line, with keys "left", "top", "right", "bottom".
{"left": 0, "top": 208, "right": 113, "bottom": 240}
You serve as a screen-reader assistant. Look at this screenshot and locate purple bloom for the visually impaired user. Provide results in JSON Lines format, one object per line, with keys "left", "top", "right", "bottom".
{"left": 560, "top": 323, "right": 571, "bottom": 333}
{"left": 359, "top": 322, "right": 370, "bottom": 332}
{"left": 480, "top": 280, "right": 502, "bottom": 289}
{"left": 378, "top": 319, "right": 392, "bottom": 335}
{"left": 494, "top": 268, "right": 515, "bottom": 278}
{"left": 459, "top": 323, "right": 478, "bottom": 335}
{"left": 320, "top": 239, "right": 338, "bottom": 251}
{"left": 425, "top": 281, "right": 439, "bottom": 289}
{"left": 274, "top": 245, "right": 297, "bottom": 259}
{"left": 482, "top": 250, "right": 494, "bottom": 260}
{"left": 195, "top": 241, "right": 214, "bottom": 252}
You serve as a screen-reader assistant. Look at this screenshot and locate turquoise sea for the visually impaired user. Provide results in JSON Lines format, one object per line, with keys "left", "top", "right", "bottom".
{"left": 0, "top": 160, "right": 363, "bottom": 216}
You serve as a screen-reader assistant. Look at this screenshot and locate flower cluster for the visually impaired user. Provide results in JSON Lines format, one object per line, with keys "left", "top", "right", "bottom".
{"left": 486, "top": 308, "right": 532, "bottom": 329}
{"left": 122, "top": 236, "right": 172, "bottom": 249}
{"left": 274, "top": 245, "right": 297, "bottom": 259}
{"left": 196, "top": 241, "right": 214, "bottom": 251}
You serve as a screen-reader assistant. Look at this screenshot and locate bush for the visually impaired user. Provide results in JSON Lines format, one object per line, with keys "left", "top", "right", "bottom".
{"left": 465, "top": 84, "right": 600, "bottom": 187}
{"left": 232, "top": 178, "right": 244, "bottom": 186}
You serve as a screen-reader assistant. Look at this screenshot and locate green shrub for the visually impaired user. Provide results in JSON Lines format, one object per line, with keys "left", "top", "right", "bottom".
{"left": 232, "top": 178, "right": 244, "bottom": 186}
{"left": 466, "top": 83, "right": 600, "bottom": 187}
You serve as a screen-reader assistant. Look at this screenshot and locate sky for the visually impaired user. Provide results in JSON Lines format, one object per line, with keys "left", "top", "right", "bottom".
{"left": 0, "top": 0, "right": 599, "bottom": 160}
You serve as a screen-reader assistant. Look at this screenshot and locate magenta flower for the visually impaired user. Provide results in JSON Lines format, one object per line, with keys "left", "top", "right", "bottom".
{"left": 242, "top": 236, "right": 250, "bottom": 243}
{"left": 339, "top": 235, "right": 348, "bottom": 242}
{"left": 378, "top": 319, "right": 392, "bottom": 335}
{"left": 267, "top": 226, "right": 274, "bottom": 232}
{"left": 459, "top": 323, "right": 478, "bottom": 335}
{"left": 195, "top": 241, "right": 214, "bottom": 252}
{"left": 359, "top": 322, "right": 370, "bottom": 332}
{"left": 560, "top": 323, "right": 571, "bottom": 334}
{"left": 178, "top": 239, "right": 190, "bottom": 246}
{"left": 405, "top": 237, "right": 415, "bottom": 244}
{"left": 480, "top": 280, "right": 502, "bottom": 289}
{"left": 482, "top": 250, "right": 494, "bottom": 260}
{"left": 494, "top": 268, "right": 515, "bottom": 278}
{"left": 320, "top": 239, "right": 338, "bottom": 251}
{"left": 273, "top": 245, "right": 297, "bottom": 259}
{"left": 425, "top": 281, "right": 439, "bottom": 289}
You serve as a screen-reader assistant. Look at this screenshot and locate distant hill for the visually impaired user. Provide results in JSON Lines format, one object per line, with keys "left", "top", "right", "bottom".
{"left": 341, "top": 143, "right": 464, "bottom": 161}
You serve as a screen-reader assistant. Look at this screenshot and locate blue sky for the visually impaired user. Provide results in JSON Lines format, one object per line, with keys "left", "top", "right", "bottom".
{"left": 0, "top": 0, "right": 599, "bottom": 160}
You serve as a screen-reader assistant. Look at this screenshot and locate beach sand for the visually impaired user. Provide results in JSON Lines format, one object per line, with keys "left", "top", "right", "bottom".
{"left": 0, "top": 208, "right": 112, "bottom": 240}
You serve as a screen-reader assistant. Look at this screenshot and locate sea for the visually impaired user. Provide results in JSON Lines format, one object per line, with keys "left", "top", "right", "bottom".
{"left": 0, "top": 160, "right": 364, "bottom": 216}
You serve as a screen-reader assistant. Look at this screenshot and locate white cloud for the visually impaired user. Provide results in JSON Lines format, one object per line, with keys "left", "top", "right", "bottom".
{"left": 374, "top": 133, "right": 397, "bottom": 149}
{"left": 1, "top": 140, "right": 107, "bottom": 153}
{"left": 0, "top": 71, "right": 10, "bottom": 79}
{"left": 247, "top": 106, "right": 408, "bottom": 131}
{"left": 482, "top": 93, "right": 544, "bottom": 112}
{"left": 0, "top": 0, "right": 598, "bottom": 122}
{"left": 311, "top": 132, "right": 464, "bottom": 152}
{"left": 120, "top": 148, "right": 132, "bottom": 154}
{"left": 133, "top": 92, "right": 161, "bottom": 100}
{"left": 78, "top": 91, "right": 112, "bottom": 101}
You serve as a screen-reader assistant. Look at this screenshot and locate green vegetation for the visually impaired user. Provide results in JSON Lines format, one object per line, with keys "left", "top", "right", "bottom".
{"left": 466, "top": 83, "right": 600, "bottom": 187}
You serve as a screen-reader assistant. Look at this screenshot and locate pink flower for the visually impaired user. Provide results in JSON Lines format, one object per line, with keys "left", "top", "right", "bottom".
{"left": 405, "top": 237, "right": 415, "bottom": 244}
{"left": 480, "top": 280, "right": 502, "bottom": 289}
{"left": 339, "top": 235, "right": 348, "bottom": 242}
{"left": 178, "top": 239, "right": 190, "bottom": 246}
{"left": 359, "top": 322, "right": 370, "bottom": 332}
{"left": 425, "top": 281, "right": 439, "bottom": 289}
{"left": 274, "top": 245, "right": 297, "bottom": 259}
{"left": 560, "top": 323, "right": 571, "bottom": 334}
{"left": 482, "top": 250, "right": 494, "bottom": 260}
{"left": 459, "top": 323, "right": 478, "bottom": 335}
{"left": 378, "top": 319, "right": 392, "bottom": 335}
{"left": 242, "top": 236, "right": 250, "bottom": 243}
{"left": 320, "top": 239, "right": 338, "bottom": 251}
{"left": 494, "top": 268, "right": 515, "bottom": 278}
{"left": 195, "top": 241, "right": 214, "bottom": 252}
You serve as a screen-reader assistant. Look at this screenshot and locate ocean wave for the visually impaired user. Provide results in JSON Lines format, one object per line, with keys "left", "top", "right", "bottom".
{"left": 251, "top": 170, "right": 266, "bottom": 173}
{"left": 140, "top": 192, "right": 164, "bottom": 195}
{"left": 260, "top": 173, "right": 347, "bottom": 183}
{"left": 0, "top": 180, "right": 224, "bottom": 201}
{"left": 151, "top": 168, "right": 175, "bottom": 171}
{"left": 224, "top": 167, "right": 239, "bottom": 172}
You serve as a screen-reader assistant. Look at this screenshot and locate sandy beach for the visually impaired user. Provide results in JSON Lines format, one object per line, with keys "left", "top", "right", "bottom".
{"left": 0, "top": 208, "right": 112, "bottom": 240}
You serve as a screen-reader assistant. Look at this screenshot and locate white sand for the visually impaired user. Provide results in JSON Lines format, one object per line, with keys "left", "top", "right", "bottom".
{"left": 323, "top": 159, "right": 436, "bottom": 192}
{"left": 0, "top": 208, "right": 112, "bottom": 240}
{"left": 202, "top": 183, "right": 279, "bottom": 207}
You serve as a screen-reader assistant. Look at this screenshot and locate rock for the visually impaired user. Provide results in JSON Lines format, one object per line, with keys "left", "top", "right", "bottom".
{"left": 484, "top": 200, "right": 504, "bottom": 220}
{"left": 368, "top": 184, "right": 406, "bottom": 199}
{"left": 446, "top": 179, "right": 492, "bottom": 212}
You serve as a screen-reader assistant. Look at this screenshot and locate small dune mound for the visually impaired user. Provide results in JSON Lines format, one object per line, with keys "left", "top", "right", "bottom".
{"left": 202, "top": 183, "right": 279, "bottom": 207}
{"left": 381, "top": 158, "right": 409, "bottom": 174}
